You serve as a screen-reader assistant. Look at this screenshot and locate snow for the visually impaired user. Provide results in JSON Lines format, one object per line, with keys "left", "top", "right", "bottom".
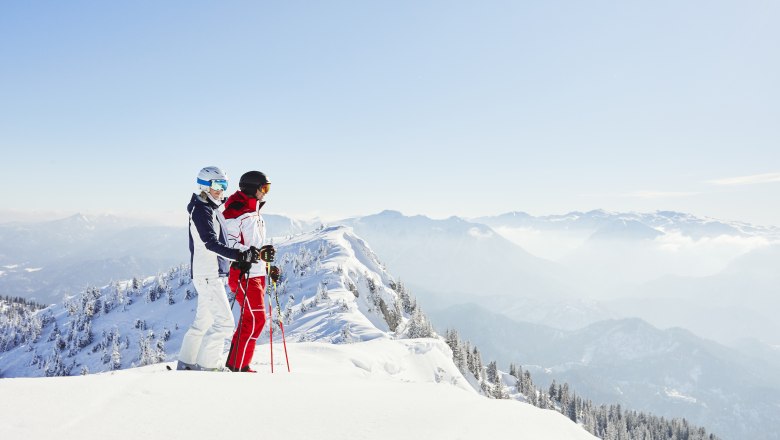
{"left": 664, "top": 387, "right": 698, "bottom": 404}
{"left": 0, "top": 225, "right": 598, "bottom": 439}
{"left": 0, "top": 226, "right": 408, "bottom": 378}
{"left": 0, "top": 339, "right": 597, "bottom": 440}
{"left": 0, "top": 224, "right": 606, "bottom": 439}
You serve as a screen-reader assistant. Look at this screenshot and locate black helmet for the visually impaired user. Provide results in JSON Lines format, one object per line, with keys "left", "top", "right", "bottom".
{"left": 239, "top": 171, "right": 270, "bottom": 194}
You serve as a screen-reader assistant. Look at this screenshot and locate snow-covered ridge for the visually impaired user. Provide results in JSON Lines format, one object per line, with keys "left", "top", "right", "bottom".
{"left": 0, "top": 225, "right": 437, "bottom": 378}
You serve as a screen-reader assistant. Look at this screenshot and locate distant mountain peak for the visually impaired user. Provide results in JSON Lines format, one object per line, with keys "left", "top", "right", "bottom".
{"left": 55, "top": 213, "right": 96, "bottom": 231}
{"left": 584, "top": 208, "right": 613, "bottom": 216}
{"left": 654, "top": 210, "right": 691, "bottom": 219}
{"left": 377, "top": 209, "right": 404, "bottom": 217}
{"left": 68, "top": 213, "right": 91, "bottom": 223}
{"left": 588, "top": 218, "right": 664, "bottom": 241}
{"left": 493, "top": 211, "right": 532, "bottom": 219}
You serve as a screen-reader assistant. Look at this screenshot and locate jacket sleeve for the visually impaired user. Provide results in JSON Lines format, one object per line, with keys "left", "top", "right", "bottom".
{"left": 224, "top": 217, "right": 249, "bottom": 251}
{"left": 191, "top": 204, "right": 242, "bottom": 261}
{"left": 239, "top": 214, "right": 262, "bottom": 248}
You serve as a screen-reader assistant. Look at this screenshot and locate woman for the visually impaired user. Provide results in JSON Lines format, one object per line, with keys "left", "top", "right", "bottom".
{"left": 222, "top": 170, "right": 280, "bottom": 372}
{"left": 178, "top": 166, "right": 258, "bottom": 371}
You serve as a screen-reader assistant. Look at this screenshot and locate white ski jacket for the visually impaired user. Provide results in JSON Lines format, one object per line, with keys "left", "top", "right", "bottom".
{"left": 222, "top": 191, "right": 267, "bottom": 278}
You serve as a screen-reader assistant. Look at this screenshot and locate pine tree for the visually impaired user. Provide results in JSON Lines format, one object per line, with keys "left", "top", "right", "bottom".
{"left": 548, "top": 379, "right": 559, "bottom": 403}
{"left": 486, "top": 360, "right": 500, "bottom": 384}
{"left": 522, "top": 370, "right": 534, "bottom": 396}
{"left": 406, "top": 309, "right": 433, "bottom": 338}
{"left": 527, "top": 386, "right": 538, "bottom": 406}
{"left": 560, "top": 382, "right": 571, "bottom": 415}
{"left": 566, "top": 392, "right": 578, "bottom": 422}
{"left": 445, "top": 329, "right": 467, "bottom": 373}
{"left": 470, "top": 347, "right": 484, "bottom": 381}
{"left": 138, "top": 330, "right": 164, "bottom": 366}
{"left": 509, "top": 363, "right": 525, "bottom": 383}
{"left": 111, "top": 330, "right": 122, "bottom": 370}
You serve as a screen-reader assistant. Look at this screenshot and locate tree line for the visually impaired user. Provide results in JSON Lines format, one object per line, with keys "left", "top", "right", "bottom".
{"left": 444, "top": 329, "right": 720, "bottom": 440}
{"left": 1, "top": 295, "right": 47, "bottom": 310}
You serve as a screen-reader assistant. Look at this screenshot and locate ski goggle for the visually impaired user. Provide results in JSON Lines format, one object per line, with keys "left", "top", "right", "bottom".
{"left": 197, "top": 178, "right": 228, "bottom": 192}
{"left": 260, "top": 183, "right": 270, "bottom": 194}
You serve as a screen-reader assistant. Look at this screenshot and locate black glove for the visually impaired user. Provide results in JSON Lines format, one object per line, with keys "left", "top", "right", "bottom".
{"left": 238, "top": 246, "right": 260, "bottom": 264}
{"left": 269, "top": 265, "right": 282, "bottom": 283}
{"left": 231, "top": 260, "right": 252, "bottom": 274}
{"left": 259, "top": 244, "right": 276, "bottom": 262}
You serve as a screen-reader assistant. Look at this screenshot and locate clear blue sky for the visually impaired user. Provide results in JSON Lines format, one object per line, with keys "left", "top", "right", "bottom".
{"left": 2, "top": 1, "right": 778, "bottom": 225}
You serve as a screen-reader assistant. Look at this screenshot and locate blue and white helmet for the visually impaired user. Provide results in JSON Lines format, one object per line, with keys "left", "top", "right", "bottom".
{"left": 197, "top": 166, "right": 229, "bottom": 193}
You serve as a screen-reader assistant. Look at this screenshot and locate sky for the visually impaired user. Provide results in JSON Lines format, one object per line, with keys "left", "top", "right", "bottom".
{"left": 1, "top": 1, "right": 778, "bottom": 226}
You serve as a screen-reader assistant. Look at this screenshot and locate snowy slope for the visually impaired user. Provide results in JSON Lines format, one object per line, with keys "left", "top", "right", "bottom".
{"left": 0, "top": 225, "right": 597, "bottom": 439}
{"left": 0, "top": 226, "right": 418, "bottom": 377}
{"left": 0, "top": 342, "right": 595, "bottom": 440}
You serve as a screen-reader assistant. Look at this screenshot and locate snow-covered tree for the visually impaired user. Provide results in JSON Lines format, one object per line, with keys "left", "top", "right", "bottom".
{"left": 486, "top": 360, "right": 500, "bottom": 384}
{"left": 137, "top": 330, "right": 165, "bottom": 366}
{"left": 445, "top": 329, "right": 468, "bottom": 374}
{"left": 469, "top": 347, "right": 484, "bottom": 382}
{"left": 406, "top": 308, "right": 434, "bottom": 338}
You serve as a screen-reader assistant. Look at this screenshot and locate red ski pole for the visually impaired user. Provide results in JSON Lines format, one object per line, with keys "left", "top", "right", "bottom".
{"left": 268, "top": 262, "right": 291, "bottom": 372}
{"left": 267, "top": 276, "right": 274, "bottom": 373}
{"left": 279, "top": 317, "right": 291, "bottom": 372}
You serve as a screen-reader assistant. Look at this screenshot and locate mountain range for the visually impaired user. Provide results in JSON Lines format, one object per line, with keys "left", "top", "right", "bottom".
{"left": 475, "top": 209, "right": 780, "bottom": 240}
{"left": 429, "top": 302, "right": 780, "bottom": 440}
{"left": 2, "top": 207, "right": 776, "bottom": 439}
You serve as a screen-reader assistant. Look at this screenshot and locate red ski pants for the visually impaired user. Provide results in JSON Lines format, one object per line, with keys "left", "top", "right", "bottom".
{"left": 226, "top": 270, "right": 266, "bottom": 370}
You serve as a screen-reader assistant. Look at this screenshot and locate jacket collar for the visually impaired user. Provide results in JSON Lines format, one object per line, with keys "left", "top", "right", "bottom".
{"left": 223, "top": 191, "right": 265, "bottom": 218}
{"left": 189, "top": 192, "right": 222, "bottom": 209}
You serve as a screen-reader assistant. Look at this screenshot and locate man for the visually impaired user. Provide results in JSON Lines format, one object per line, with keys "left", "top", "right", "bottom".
{"left": 222, "top": 170, "right": 281, "bottom": 372}
{"left": 179, "top": 166, "right": 259, "bottom": 371}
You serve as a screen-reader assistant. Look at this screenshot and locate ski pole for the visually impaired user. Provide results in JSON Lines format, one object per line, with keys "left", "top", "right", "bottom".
{"left": 278, "top": 304, "right": 291, "bottom": 373}
{"left": 268, "top": 262, "right": 291, "bottom": 372}
{"left": 268, "top": 279, "right": 274, "bottom": 373}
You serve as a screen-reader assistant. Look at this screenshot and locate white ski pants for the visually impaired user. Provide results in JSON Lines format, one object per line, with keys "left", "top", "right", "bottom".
{"left": 179, "top": 277, "right": 234, "bottom": 369}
